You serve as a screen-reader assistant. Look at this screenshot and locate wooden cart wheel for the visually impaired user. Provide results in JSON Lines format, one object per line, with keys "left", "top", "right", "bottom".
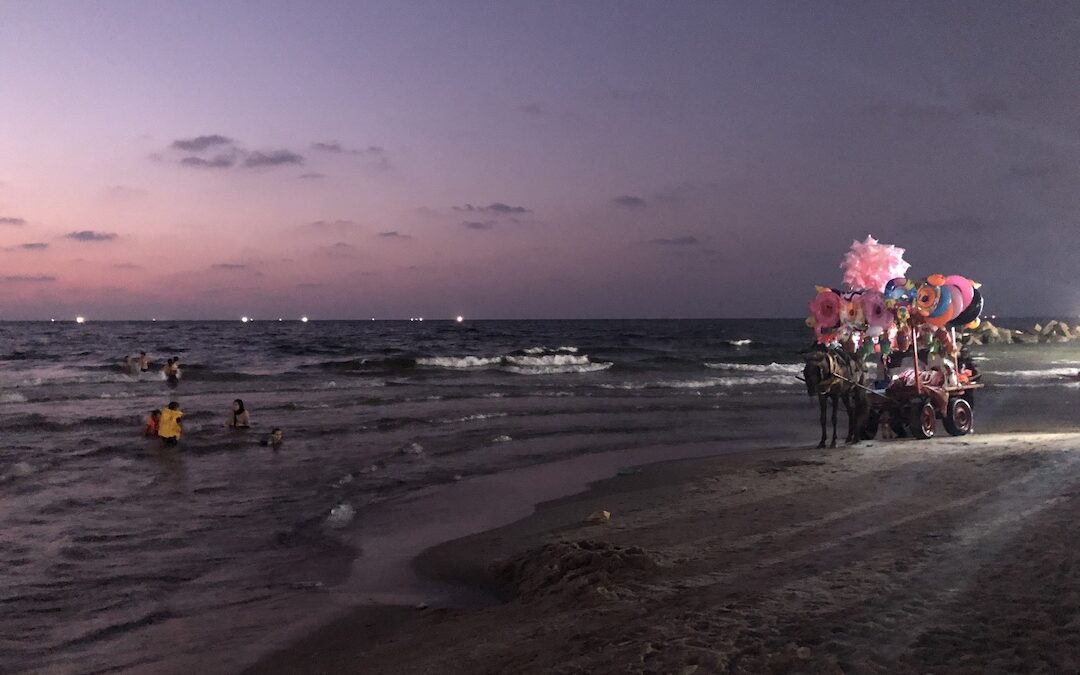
{"left": 910, "top": 399, "right": 936, "bottom": 439}
{"left": 943, "top": 398, "right": 973, "bottom": 436}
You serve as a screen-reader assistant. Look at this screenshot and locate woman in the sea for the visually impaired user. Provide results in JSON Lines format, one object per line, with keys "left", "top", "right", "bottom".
{"left": 227, "top": 399, "right": 251, "bottom": 428}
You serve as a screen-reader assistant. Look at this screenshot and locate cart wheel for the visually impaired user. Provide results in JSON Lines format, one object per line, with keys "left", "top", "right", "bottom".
{"left": 910, "top": 400, "right": 936, "bottom": 439}
{"left": 943, "top": 398, "right": 973, "bottom": 436}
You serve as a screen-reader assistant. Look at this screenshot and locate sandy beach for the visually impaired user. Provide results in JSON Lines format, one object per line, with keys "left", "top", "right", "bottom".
{"left": 247, "top": 431, "right": 1080, "bottom": 674}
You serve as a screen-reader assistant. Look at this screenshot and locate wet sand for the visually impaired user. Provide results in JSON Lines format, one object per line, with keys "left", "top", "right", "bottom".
{"left": 246, "top": 432, "right": 1080, "bottom": 674}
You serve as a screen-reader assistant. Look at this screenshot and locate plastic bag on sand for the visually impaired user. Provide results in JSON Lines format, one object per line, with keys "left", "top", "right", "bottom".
{"left": 326, "top": 503, "right": 356, "bottom": 528}
{"left": 586, "top": 510, "right": 611, "bottom": 524}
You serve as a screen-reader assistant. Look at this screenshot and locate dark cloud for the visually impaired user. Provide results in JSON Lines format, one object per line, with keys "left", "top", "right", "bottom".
{"left": 2, "top": 274, "right": 56, "bottom": 283}
{"left": 171, "top": 134, "right": 234, "bottom": 152}
{"left": 19, "top": 242, "right": 48, "bottom": 250}
{"left": 311, "top": 141, "right": 345, "bottom": 153}
{"left": 297, "top": 282, "right": 325, "bottom": 289}
{"left": 462, "top": 220, "right": 496, "bottom": 230}
{"left": 112, "top": 262, "right": 141, "bottom": 269}
{"left": 311, "top": 141, "right": 384, "bottom": 156}
{"left": 299, "top": 172, "right": 327, "bottom": 180}
{"left": 180, "top": 155, "right": 236, "bottom": 169}
{"left": 377, "top": 231, "right": 412, "bottom": 239}
{"left": 612, "top": 195, "right": 647, "bottom": 208}
{"left": 648, "top": 236, "right": 700, "bottom": 246}
{"left": 353, "top": 145, "right": 385, "bottom": 156}
{"left": 0, "top": 216, "right": 26, "bottom": 226}
{"left": 316, "top": 242, "right": 355, "bottom": 257}
{"left": 211, "top": 263, "right": 247, "bottom": 270}
{"left": 453, "top": 202, "right": 531, "bottom": 214}
{"left": 518, "top": 102, "right": 544, "bottom": 116}
{"left": 243, "top": 150, "right": 304, "bottom": 168}
{"left": 65, "top": 230, "right": 118, "bottom": 242}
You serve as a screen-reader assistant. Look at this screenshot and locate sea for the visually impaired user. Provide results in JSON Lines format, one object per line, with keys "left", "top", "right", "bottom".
{"left": 1, "top": 319, "right": 1077, "bottom": 674}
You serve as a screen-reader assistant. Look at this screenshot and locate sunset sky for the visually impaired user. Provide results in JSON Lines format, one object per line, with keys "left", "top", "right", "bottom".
{"left": 2, "top": 1, "right": 1079, "bottom": 319}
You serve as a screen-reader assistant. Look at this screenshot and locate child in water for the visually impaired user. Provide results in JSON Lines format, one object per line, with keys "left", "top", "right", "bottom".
{"left": 226, "top": 399, "right": 251, "bottom": 428}
{"left": 260, "top": 428, "right": 284, "bottom": 448}
{"left": 158, "top": 401, "right": 183, "bottom": 445}
{"left": 143, "top": 409, "right": 161, "bottom": 437}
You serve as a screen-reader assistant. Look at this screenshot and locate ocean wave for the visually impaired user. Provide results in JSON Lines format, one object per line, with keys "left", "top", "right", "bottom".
{"left": 416, "top": 356, "right": 500, "bottom": 369}
{"left": 727, "top": 339, "right": 753, "bottom": 346}
{"left": 599, "top": 374, "right": 797, "bottom": 390}
{"left": 985, "top": 367, "right": 1080, "bottom": 380}
{"left": 704, "top": 361, "right": 801, "bottom": 373}
{"left": 1, "top": 392, "right": 29, "bottom": 403}
{"left": 416, "top": 349, "right": 612, "bottom": 375}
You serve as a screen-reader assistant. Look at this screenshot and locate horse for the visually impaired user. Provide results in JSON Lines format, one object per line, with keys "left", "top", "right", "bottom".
{"left": 802, "top": 346, "right": 868, "bottom": 448}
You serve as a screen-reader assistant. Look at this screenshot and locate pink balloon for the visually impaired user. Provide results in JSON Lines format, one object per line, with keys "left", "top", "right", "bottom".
{"left": 943, "top": 285, "right": 964, "bottom": 321}
{"left": 945, "top": 275, "right": 973, "bottom": 309}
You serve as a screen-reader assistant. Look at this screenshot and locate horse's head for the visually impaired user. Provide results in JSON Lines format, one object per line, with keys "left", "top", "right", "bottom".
{"left": 802, "top": 351, "right": 829, "bottom": 397}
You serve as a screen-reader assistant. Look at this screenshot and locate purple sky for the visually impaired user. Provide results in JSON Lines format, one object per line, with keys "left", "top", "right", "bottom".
{"left": 1, "top": 1, "right": 1078, "bottom": 319}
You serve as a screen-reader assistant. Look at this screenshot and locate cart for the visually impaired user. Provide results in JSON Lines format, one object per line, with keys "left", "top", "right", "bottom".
{"left": 863, "top": 325, "right": 982, "bottom": 439}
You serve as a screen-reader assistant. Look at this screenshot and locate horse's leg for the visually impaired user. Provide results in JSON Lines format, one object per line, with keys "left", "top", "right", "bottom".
{"left": 830, "top": 393, "right": 839, "bottom": 448}
{"left": 817, "top": 395, "right": 827, "bottom": 448}
{"left": 845, "top": 390, "right": 857, "bottom": 444}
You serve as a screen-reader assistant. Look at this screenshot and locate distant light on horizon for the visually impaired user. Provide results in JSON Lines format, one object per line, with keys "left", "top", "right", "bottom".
{"left": 241, "top": 316, "right": 250, "bottom": 323}
{"left": 301, "top": 316, "right": 309, "bottom": 323}
{"left": 75, "top": 316, "right": 86, "bottom": 324}
{"left": 456, "top": 315, "right": 464, "bottom": 323}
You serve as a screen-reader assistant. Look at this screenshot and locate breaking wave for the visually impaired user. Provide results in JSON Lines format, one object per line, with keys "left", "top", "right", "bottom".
{"left": 416, "top": 348, "right": 611, "bottom": 375}
{"left": 704, "top": 362, "right": 801, "bottom": 373}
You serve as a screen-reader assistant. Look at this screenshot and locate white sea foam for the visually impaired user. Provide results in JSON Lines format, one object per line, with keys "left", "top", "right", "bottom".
{"left": 417, "top": 351, "right": 611, "bottom": 374}
{"left": 704, "top": 362, "right": 802, "bottom": 373}
{"left": 727, "top": 339, "right": 753, "bottom": 346}
{"left": 601, "top": 373, "right": 798, "bottom": 390}
{"left": 325, "top": 503, "right": 355, "bottom": 528}
{"left": 1, "top": 392, "right": 29, "bottom": 403}
{"left": 441, "top": 412, "right": 510, "bottom": 423}
{"left": 492, "top": 435, "right": 512, "bottom": 443}
{"left": 502, "top": 362, "right": 613, "bottom": 375}
{"left": 986, "top": 367, "right": 1080, "bottom": 380}
{"left": 416, "top": 356, "right": 501, "bottom": 369}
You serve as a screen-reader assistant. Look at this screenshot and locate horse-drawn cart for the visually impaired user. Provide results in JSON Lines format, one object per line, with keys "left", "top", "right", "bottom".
{"left": 803, "top": 237, "right": 986, "bottom": 446}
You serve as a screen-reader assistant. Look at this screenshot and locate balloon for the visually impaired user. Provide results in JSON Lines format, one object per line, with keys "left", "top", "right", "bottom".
{"left": 840, "top": 236, "right": 911, "bottom": 291}
{"left": 862, "top": 293, "right": 892, "bottom": 332}
{"left": 928, "top": 285, "right": 952, "bottom": 320}
{"left": 966, "top": 317, "right": 981, "bottom": 330}
{"left": 809, "top": 290, "right": 842, "bottom": 329}
{"left": 842, "top": 296, "right": 866, "bottom": 326}
{"left": 915, "top": 284, "right": 940, "bottom": 316}
{"left": 948, "top": 288, "right": 983, "bottom": 327}
{"left": 945, "top": 275, "right": 974, "bottom": 308}
{"left": 927, "top": 273, "right": 946, "bottom": 287}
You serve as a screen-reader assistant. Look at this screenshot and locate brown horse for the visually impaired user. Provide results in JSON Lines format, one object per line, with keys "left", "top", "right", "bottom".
{"left": 802, "top": 346, "right": 868, "bottom": 448}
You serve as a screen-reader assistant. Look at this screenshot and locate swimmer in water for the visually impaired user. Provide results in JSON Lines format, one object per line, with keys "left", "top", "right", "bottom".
{"left": 158, "top": 401, "right": 183, "bottom": 446}
{"left": 226, "top": 399, "right": 251, "bottom": 428}
{"left": 260, "top": 428, "right": 284, "bottom": 448}
{"left": 143, "top": 409, "right": 161, "bottom": 437}
{"left": 163, "top": 357, "right": 181, "bottom": 386}
{"left": 138, "top": 351, "right": 150, "bottom": 372}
